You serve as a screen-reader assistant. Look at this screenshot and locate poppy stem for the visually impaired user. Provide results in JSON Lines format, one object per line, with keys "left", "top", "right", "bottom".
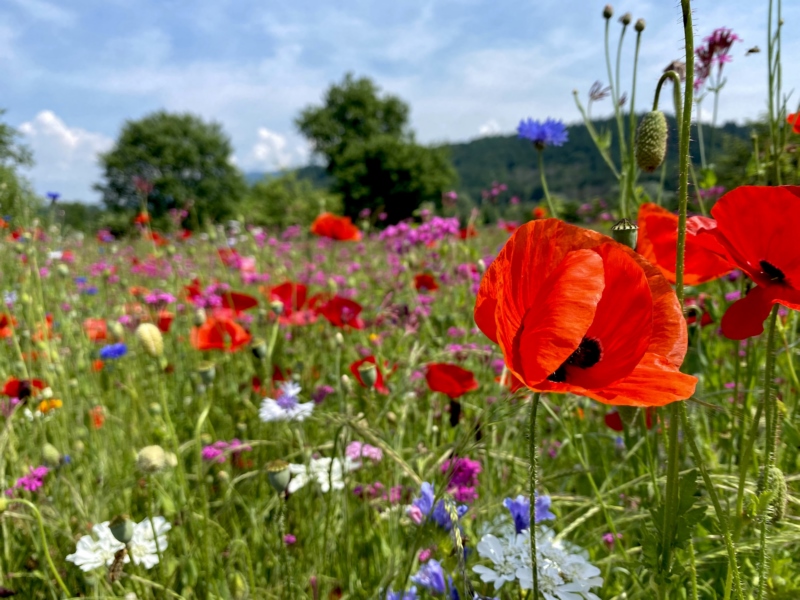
{"left": 528, "top": 392, "right": 540, "bottom": 598}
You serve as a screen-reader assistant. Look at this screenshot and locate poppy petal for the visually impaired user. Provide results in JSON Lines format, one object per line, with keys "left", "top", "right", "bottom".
{"left": 425, "top": 363, "right": 479, "bottom": 399}
{"left": 720, "top": 285, "right": 776, "bottom": 340}
{"left": 566, "top": 243, "right": 652, "bottom": 389}
{"left": 512, "top": 248, "right": 604, "bottom": 385}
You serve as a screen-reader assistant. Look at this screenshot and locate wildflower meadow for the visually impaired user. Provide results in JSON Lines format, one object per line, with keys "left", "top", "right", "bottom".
{"left": 2, "top": 1, "right": 800, "bottom": 599}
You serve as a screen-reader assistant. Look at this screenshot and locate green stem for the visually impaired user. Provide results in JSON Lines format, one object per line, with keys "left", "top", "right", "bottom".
{"left": 756, "top": 304, "right": 780, "bottom": 600}
{"left": 10, "top": 499, "right": 72, "bottom": 598}
{"left": 537, "top": 150, "right": 557, "bottom": 220}
{"left": 680, "top": 402, "right": 744, "bottom": 600}
{"left": 529, "top": 392, "right": 540, "bottom": 598}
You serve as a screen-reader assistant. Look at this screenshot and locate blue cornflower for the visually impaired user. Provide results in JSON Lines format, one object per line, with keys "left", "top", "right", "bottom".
{"left": 99, "top": 343, "right": 128, "bottom": 360}
{"left": 431, "top": 499, "right": 468, "bottom": 531}
{"left": 517, "top": 118, "right": 569, "bottom": 148}
{"left": 411, "top": 559, "right": 446, "bottom": 595}
{"left": 46, "top": 192, "right": 60, "bottom": 202}
{"left": 503, "top": 494, "right": 555, "bottom": 533}
{"left": 410, "top": 482, "right": 435, "bottom": 521}
{"left": 386, "top": 587, "right": 418, "bottom": 600}
{"left": 74, "top": 277, "right": 88, "bottom": 285}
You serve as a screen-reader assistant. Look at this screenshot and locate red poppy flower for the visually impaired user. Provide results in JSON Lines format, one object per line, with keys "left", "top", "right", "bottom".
{"left": 788, "top": 112, "right": 800, "bottom": 134}
{"left": 190, "top": 317, "right": 251, "bottom": 352}
{"left": 414, "top": 273, "right": 439, "bottom": 292}
{"left": 459, "top": 225, "right": 478, "bottom": 240}
{"left": 532, "top": 206, "right": 548, "bottom": 220}
{"left": 2, "top": 377, "right": 46, "bottom": 399}
{"left": 474, "top": 219, "right": 696, "bottom": 407}
{"left": 219, "top": 291, "right": 259, "bottom": 313}
{"left": 146, "top": 231, "right": 169, "bottom": 246}
{"left": 0, "top": 314, "right": 16, "bottom": 339}
{"left": 91, "top": 359, "right": 104, "bottom": 372}
{"left": 83, "top": 318, "right": 108, "bottom": 342}
{"left": 217, "top": 247, "right": 240, "bottom": 268}
{"left": 685, "top": 296, "right": 714, "bottom": 327}
{"left": 179, "top": 229, "right": 192, "bottom": 241}
{"left": 702, "top": 186, "right": 800, "bottom": 339}
{"left": 604, "top": 408, "right": 656, "bottom": 431}
{"left": 425, "top": 363, "right": 479, "bottom": 399}
{"left": 316, "top": 296, "right": 365, "bottom": 329}
{"left": 89, "top": 406, "right": 105, "bottom": 429}
{"left": 265, "top": 281, "right": 320, "bottom": 325}
{"left": 310, "top": 213, "right": 362, "bottom": 242}
{"left": 637, "top": 203, "right": 733, "bottom": 285}
{"left": 350, "top": 356, "right": 390, "bottom": 394}
{"left": 157, "top": 310, "right": 174, "bottom": 333}
{"left": 134, "top": 212, "right": 150, "bottom": 225}
{"left": 32, "top": 315, "right": 54, "bottom": 342}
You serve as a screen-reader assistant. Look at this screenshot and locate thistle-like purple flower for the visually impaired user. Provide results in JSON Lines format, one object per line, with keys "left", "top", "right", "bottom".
{"left": 517, "top": 118, "right": 569, "bottom": 149}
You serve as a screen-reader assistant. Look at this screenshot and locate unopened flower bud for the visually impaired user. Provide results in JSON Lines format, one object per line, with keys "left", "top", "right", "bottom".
{"left": 251, "top": 338, "right": 267, "bottom": 360}
{"left": 232, "top": 572, "right": 248, "bottom": 599}
{"left": 56, "top": 263, "right": 70, "bottom": 277}
{"left": 358, "top": 363, "right": 378, "bottom": 388}
{"left": 0, "top": 496, "right": 8, "bottom": 513}
{"left": 341, "top": 374, "right": 353, "bottom": 393}
{"left": 266, "top": 460, "right": 291, "bottom": 493}
{"left": 635, "top": 18, "right": 645, "bottom": 32}
{"left": 477, "top": 259, "right": 486, "bottom": 273}
{"left": 334, "top": 332, "right": 344, "bottom": 347}
{"left": 136, "top": 445, "right": 175, "bottom": 474}
{"left": 603, "top": 4, "right": 613, "bottom": 19}
{"left": 217, "top": 470, "right": 230, "bottom": 485}
{"left": 42, "top": 443, "right": 62, "bottom": 467}
{"left": 197, "top": 361, "right": 216, "bottom": 384}
{"left": 109, "top": 515, "right": 134, "bottom": 544}
{"left": 757, "top": 465, "right": 788, "bottom": 524}
{"left": 193, "top": 308, "right": 207, "bottom": 326}
{"left": 619, "top": 12, "right": 631, "bottom": 25}
{"left": 269, "top": 300, "right": 284, "bottom": 316}
{"left": 611, "top": 219, "right": 639, "bottom": 250}
{"left": 135, "top": 323, "right": 164, "bottom": 358}
{"left": 635, "top": 110, "right": 668, "bottom": 172}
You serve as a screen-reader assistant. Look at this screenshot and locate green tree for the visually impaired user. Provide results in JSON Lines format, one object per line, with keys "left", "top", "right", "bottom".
{"left": 0, "top": 109, "right": 38, "bottom": 221}
{"left": 95, "top": 111, "right": 246, "bottom": 225}
{"left": 296, "top": 74, "right": 455, "bottom": 223}
{"left": 333, "top": 135, "right": 455, "bottom": 223}
{"left": 242, "top": 172, "right": 342, "bottom": 229}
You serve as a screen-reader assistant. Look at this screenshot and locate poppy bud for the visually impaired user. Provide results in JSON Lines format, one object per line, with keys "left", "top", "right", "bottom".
{"left": 334, "top": 332, "right": 344, "bottom": 347}
{"left": 635, "top": 18, "right": 645, "bottom": 32}
{"left": 56, "top": 264, "right": 70, "bottom": 277}
{"left": 135, "top": 323, "right": 164, "bottom": 358}
{"left": 603, "top": 4, "right": 613, "bottom": 19}
{"left": 267, "top": 459, "right": 291, "bottom": 493}
{"left": 619, "top": 12, "right": 631, "bottom": 25}
{"left": 757, "top": 465, "right": 787, "bottom": 524}
{"left": 193, "top": 308, "right": 207, "bottom": 326}
{"left": 197, "top": 361, "right": 216, "bottom": 384}
{"left": 217, "top": 470, "right": 230, "bottom": 485}
{"left": 42, "top": 443, "right": 62, "bottom": 467}
{"left": 477, "top": 259, "right": 486, "bottom": 273}
{"left": 635, "top": 110, "right": 668, "bottom": 172}
{"left": 358, "top": 363, "right": 378, "bottom": 388}
{"left": 136, "top": 445, "right": 175, "bottom": 474}
{"left": 269, "top": 300, "right": 284, "bottom": 316}
{"left": 611, "top": 219, "right": 639, "bottom": 250}
{"left": 341, "top": 374, "right": 353, "bottom": 393}
{"left": 109, "top": 515, "right": 134, "bottom": 544}
{"left": 251, "top": 338, "right": 267, "bottom": 359}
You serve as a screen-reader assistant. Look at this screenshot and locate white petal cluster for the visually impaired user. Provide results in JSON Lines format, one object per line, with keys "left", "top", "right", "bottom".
{"left": 287, "top": 457, "right": 361, "bottom": 493}
{"left": 473, "top": 527, "right": 603, "bottom": 600}
{"left": 66, "top": 517, "right": 172, "bottom": 572}
{"left": 259, "top": 382, "right": 314, "bottom": 422}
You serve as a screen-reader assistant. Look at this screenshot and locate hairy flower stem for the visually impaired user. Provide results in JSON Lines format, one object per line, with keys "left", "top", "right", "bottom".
{"left": 529, "top": 392, "right": 540, "bottom": 598}
{"left": 661, "top": 1, "right": 694, "bottom": 593}
{"left": 10, "top": 499, "right": 72, "bottom": 598}
{"left": 757, "top": 304, "right": 780, "bottom": 600}
{"left": 536, "top": 150, "right": 557, "bottom": 220}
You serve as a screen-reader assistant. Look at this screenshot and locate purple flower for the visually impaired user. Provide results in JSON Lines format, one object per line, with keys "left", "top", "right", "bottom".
{"left": 312, "top": 385, "right": 335, "bottom": 404}
{"left": 386, "top": 588, "right": 418, "bottom": 600}
{"left": 283, "top": 534, "right": 296, "bottom": 545}
{"left": 411, "top": 559, "right": 446, "bottom": 595}
{"left": 409, "top": 482, "right": 435, "bottom": 523}
{"left": 517, "top": 118, "right": 569, "bottom": 148}
{"left": 12, "top": 465, "right": 50, "bottom": 494}
{"left": 431, "top": 499, "right": 468, "bottom": 531}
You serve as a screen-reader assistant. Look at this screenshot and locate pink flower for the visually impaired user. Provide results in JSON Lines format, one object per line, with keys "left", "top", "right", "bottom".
{"left": 284, "top": 534, "right": 296, "bottom": 545}
{"left": 408, "top": 505, "right": 424, "bottom": 525}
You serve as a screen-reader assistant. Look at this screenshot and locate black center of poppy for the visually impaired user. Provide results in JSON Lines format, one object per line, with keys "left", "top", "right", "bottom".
{"left": 17, "top": 380, "right": 32, "bottom": 400}
{"left": 547, "top": 337, "right": 603, "bottom": 383}
{"left": 759, "top": 260, "right": 786, "bottom": 283}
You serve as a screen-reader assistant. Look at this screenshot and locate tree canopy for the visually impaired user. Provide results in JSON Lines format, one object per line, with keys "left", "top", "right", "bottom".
{"left": 296, "top": 74, "right": 455, "bottom": 223}
{"left": 95, "top": 111, "right": 246, "bottom": 225}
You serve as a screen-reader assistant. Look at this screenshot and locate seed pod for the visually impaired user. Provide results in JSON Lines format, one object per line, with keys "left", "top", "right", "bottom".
{"left": 358, "top": 363, "right": 378, "bottom": 388}
{"left": 42, "top": 443, "right": 62, "bottom": 467}
{"left": 611, "top": 219, "right": 639, "bottom": 250}
{"left": 108, "top": 515, "right": 134, "bottom": 544}
{"left": 635, "top": 110, "right": 668, "bottom": 172}
{"left": 266, "top": 460, "right": 291, "bottom": 493}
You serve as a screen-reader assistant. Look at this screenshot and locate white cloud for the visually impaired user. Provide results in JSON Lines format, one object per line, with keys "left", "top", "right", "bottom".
{"left": 18, "top": 111, "right": 113, "bottom": 201}
{"left": 7, "top": 0, "right": 76, "bottom": 27}
{"left": 245, "top": 127, "right": 309, "bottom": 172}
{"left": 478, "top": 119, "right": 501, "bottom": 136}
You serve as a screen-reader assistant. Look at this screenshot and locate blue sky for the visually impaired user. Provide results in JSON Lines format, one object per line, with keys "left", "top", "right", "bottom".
{"left": 2, "top": 0, "right": 798, "bottom": 202}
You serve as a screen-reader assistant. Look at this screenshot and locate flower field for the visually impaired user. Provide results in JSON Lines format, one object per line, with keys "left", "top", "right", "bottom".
{"left": 2, "top": 2, "right": 800, "bottom": 599}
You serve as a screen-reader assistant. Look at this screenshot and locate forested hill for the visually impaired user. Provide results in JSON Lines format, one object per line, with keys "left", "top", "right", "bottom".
{"left": 247, "top": 115, "right": 751, "bottom": 204}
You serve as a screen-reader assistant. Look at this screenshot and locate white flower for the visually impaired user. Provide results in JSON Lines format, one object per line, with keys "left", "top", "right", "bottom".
{"left": 287, "top": 457, "right": 361, "bottom": 494}
{"left": 66, "top": 522, "right": 125, "bottom": 572}
{"left": 259, "top": 382, "right": 314, "bottom": 422}
{"left": 472, "top": 527, "right": 602, "bottom": 599}
{"left": 66, "top": 517, "right": 172, "bottom": 572}
{"left": 128, "top": 517, "right": 172, "bottom": 569}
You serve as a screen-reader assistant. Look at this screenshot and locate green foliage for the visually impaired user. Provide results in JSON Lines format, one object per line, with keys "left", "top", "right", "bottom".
{"left": 242, "top": 172, "right": 342, "bottom": 229}
{"left": 332, "top": 134, "right": 456, "bottom": 223}
{"left": 296, "top": 74, "right": 455, "bottom": 223}
{"left": 51, "top": 201, "right": 105, "bottom": 233}
{"left": 96, "top": 111, "right": 247, "bottom": 225}
{"left": 0, "top": 109, "right": 38, "bottom": 222}
{"left": 716, "top": 121, "right": 800, "bottom": 188}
